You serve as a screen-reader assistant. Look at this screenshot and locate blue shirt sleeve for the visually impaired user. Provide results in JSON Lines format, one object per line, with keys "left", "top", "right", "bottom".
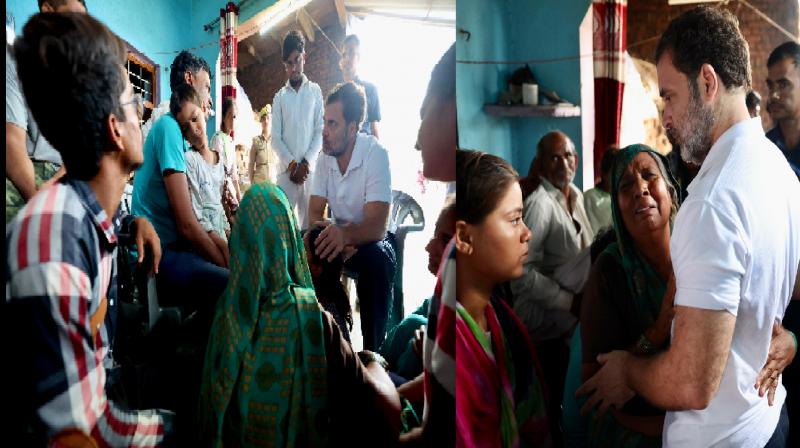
{"left": 154, "top": 114, "right": 187, "bottom": 174}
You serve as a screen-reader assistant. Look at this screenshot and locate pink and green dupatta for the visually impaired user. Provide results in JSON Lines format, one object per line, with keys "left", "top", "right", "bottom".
{"left": 456, "top": 296, "right": 551, "bottom": 447}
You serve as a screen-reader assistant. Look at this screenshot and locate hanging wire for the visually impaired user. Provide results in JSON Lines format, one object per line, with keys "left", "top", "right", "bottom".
{"left": 739, "top": 0, "right": 799, "bottom": 43}
{"left": 299, "top": 6, "right": 342, "bottom": 57}
{"left": 455, "top": 0, "right": 799, "bottom": 65}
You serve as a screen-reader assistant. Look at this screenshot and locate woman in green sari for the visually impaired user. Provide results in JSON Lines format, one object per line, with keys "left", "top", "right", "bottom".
{"left": 578, "top": 144, "right": 679, "bottom": 447}
{"left": 199, "top": 183, "right": 400, "bottom": 447}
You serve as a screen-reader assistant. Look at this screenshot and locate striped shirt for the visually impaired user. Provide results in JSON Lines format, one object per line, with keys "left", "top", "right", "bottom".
{"left": 5, "top": 178, "right": 166, "bottom": 446}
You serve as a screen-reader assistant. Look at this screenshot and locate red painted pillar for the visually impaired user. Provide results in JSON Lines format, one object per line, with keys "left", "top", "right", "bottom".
{"left": 592, "top": 0, "right": 626, "bottom": 184}
{"left": 220, "top": 2, "right": 239, "bottom": 136}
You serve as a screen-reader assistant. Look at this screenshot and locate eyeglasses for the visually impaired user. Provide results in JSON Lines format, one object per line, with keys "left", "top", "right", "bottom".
{"left": 121, "top": 96, "right": 145, "bottom": 109}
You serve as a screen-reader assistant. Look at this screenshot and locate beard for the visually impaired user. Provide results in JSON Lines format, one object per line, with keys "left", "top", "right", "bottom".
{"left": 323, "top": 136, "right": 348, "bottom": 157}
{"left": 668, "top": 80, "right": 715, "bottom": 165}
{"left": 547, "top": 169, "right": 575, "bottom": 191}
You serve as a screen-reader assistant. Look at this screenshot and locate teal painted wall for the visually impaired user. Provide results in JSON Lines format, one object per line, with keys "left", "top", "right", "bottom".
{"left": 455, "top": 0, "right": 514, "bottom": 162}
{"left": 6, "top": 0, "right": 281, "bottom": 134}
{"left": 7, "top": 0, "right": 194, "bottom": 104}
{"left": 456, "top": 0, "right": 591, "bottom": 188}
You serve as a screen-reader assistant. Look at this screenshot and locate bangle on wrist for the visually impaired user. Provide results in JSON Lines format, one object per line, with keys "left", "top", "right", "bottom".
{"left": 358, "top": 351, "right": 388, "bottom": 370}
{"left": 789, "top": 330, "right": 798, "bottom": 352}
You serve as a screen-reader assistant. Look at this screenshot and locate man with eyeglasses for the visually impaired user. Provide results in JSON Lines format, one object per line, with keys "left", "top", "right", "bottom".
{"left": 765, "top": 40, "right": 800, "bottom": 448}
{"left": 271, "top": 29, "right": 324, "bottom": 230}
{"left": 7, "top": 11, "right": 174, "bottom": 445}
{"left": 766, "top": 41, "right": 800, "bottom": 179}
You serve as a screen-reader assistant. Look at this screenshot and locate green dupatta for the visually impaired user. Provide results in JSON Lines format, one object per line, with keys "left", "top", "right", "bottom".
{"left": 199, "top": 183, "right": 328, "bottom": 447}
{"left": 588, "top": 144, "right": 681, "bottom": 447}
{"left": 602, "top": 144, "right": 681, "bottom": 328}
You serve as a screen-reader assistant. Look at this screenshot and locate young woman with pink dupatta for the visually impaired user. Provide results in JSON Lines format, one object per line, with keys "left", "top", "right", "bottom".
{"left": 455, "top": 149, "right": 553, "bottom": 447}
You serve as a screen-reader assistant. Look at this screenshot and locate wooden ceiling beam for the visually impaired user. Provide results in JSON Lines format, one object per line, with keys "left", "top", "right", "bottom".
{"left": 297, "top": 8, "right": 316, "bottom": 42}
{"left": 334, "top": 0, "right": 347, "bottom": 29}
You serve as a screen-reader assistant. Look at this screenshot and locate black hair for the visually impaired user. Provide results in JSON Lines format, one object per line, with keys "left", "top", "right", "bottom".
{"left": 767, "top": 41, "right": 800, "bottom": 68}
{"left": 169, "top": 83, "right": 202, "bottom": 119}
{"left": 343, "top": 34, "right": 360, "bottom": 48}
{"left": 326, "top": 82, "right": 366, "bottom": 128}
{"left": 745, "top": 90, "right": 761, "bottom": 110}
{"left": 655, "top": 6, "right": 751, "bottom": 91}
{"left": 601, "top": 146, "right": 618, "bottom": 175}
{"left": 425, "top": 43, "right": 455, "bottom": 102}
{"left": 15, "top": 12, "right": 127, "bottom": 181}
{"left": 169, "top": 50, "right": 211, "bottom": 91}
{"left": 282, "top": 30, "right": 305, "bottom": 61}
{"left": 38, "top": 0, "right": 85, "bottom": 10}
{"left": 456, "top": 149, "right": 518, "bottom": 224}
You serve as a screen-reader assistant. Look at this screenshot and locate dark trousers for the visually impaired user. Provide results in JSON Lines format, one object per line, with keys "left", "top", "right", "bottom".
{"left": 765, "top": 402, "right": 789, "bottom": 448}
{"left": 782, "top": 301, "right": 800, "bottom": 446}
{"left": 156, "top": 246, "right": 229, "bottom": 314}
{"left": 154, "top": 247, "right": 229, "bottom": 442}
{"left": 345, "top": 236, "right": 396, "bottom": 351}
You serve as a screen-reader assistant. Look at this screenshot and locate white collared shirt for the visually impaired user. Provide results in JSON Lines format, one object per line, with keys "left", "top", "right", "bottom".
{"left": 665, "top": 117, "right": 800, "bottom": 447}
{"left": 311, "top": 133, "right": 391, "bottom": 225}
{"left": 271, "top": 75, "right": 324, "bottom": 173}
{"left": 510, "top": 179, "right": 594, "bottom": 341}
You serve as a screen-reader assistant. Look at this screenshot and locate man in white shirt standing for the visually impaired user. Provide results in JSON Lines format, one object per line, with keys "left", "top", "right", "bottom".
{"left": 272, "top": 30, "right": 324, "bottom": 230}
{"left": 307, "top": 81, "right": 395, "bottom": 351}
{"left": 577, "top": 7, "right": 800, "bottom": 447}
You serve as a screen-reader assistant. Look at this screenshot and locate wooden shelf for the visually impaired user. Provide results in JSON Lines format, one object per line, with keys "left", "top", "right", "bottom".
{"left": 484, "top": 103, "right": 581, "bottom": 118}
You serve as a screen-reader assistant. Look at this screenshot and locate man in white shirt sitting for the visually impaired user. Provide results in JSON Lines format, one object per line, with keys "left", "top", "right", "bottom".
{"left": 510, "top": 130, "right": 593, "bottom": 432}
{"left": 511, "top": 132, "right": 593, "bottom": 343}
{"left": 577, "top": 7, "right": 800, "bottom": 447}
{"left": 272, "top": 30, "right": 324, "bottom": 230}
{"left": 307, "top": 81, "right": 395, "bottom": 351}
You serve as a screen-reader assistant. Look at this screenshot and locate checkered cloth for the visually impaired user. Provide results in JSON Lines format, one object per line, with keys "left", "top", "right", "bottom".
{"left": 5, "top": 178, "right": 167, "bottom": 446}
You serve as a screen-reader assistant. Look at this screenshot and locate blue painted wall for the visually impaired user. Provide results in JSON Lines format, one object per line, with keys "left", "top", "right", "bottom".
{"left": 7, "top": 0, "right": 193, "bottom": 104}
{"left": 455, "top": 0, "right": 514, "bottom": 162}
{"left": 456, "top": 0, "right": 591, "bottom": 188}
{"left": 6, "top": 0, "right": 281, "bottom": 133}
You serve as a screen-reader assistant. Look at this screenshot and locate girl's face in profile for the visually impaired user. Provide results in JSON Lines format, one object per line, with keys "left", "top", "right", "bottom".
{"left": 463, "top": 182, "right": 531, "bottom": 283}
{"left": 177, "top": 100, "right": 208, "bottom": 150}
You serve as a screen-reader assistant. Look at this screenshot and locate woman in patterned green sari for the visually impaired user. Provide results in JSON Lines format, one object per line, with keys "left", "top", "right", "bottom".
{"left": 199, "top": 183, "right": 400, "bottom": 447}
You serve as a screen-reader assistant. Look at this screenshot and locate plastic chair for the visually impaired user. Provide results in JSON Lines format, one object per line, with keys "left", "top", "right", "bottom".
{"left": 387, "top": 190, "right": 425, "bottom": 329}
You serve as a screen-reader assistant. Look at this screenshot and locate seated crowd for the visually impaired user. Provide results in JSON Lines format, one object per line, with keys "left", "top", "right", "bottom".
{"left": 454, "top": 8, "right": 800, "bottom": 448}
{"left": 6, "top": 4, "right": 458, "bottom": 446}
{"left": 6, "top": 3, "right": 800, "bottom": 448}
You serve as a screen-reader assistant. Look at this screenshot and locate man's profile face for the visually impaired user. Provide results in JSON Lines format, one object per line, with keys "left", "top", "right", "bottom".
{"left": 188, "top": 69, "right": 212, "bottom": 115}
{"left": 41, "top": 0, "right": 86, "bottom": 13}
{"left": 540, "top": 136, "right": 576, "bottom": 190}
{"left": 284, "top": 50, "right": 305, "bottom": 83}
{"left": 340, "top": 41, "right": 360, "bottom": 78}
{"left": 657, "top": 51, "right": 715, "bottom": 165}
{"left": 118, "top": 78, "right": 144, "bottom": 169}
{"left": 322, "top": 101, "right": 352, "bottom": 158}
{"left": 766, "top": 57, "right": 800, "bottom": 122}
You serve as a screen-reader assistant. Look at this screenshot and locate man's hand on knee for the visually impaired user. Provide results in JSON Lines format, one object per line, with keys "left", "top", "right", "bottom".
{"left": 315, "top": 223, "right": 346, "bottom": 262}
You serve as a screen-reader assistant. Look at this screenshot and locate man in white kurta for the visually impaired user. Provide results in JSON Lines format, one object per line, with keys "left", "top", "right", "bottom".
{"left": 271, "top": 30, "right": 324, "bottom": 230}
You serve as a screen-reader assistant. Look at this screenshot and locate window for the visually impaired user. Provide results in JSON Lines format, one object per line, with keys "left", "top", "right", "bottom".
{"left": 125, "top": 43, "right": 159, "bottom": 123}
